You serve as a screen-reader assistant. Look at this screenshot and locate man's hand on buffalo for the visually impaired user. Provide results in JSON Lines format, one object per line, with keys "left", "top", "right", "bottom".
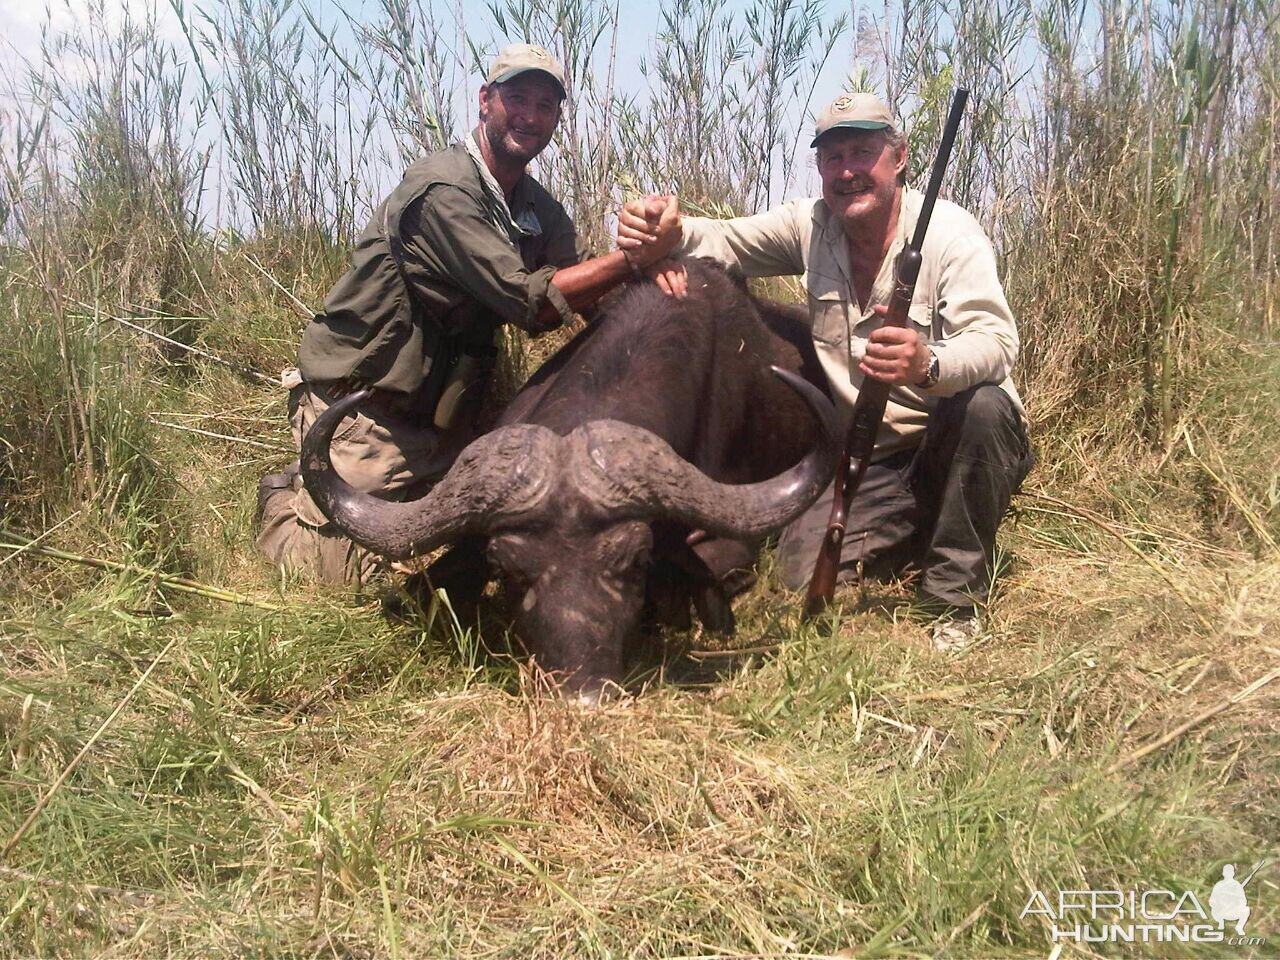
{"left": 859, "top": 306, "right": 933, "bottom": 386}
{"left": 642, "top": 258, "right": 688, "bottom": 299}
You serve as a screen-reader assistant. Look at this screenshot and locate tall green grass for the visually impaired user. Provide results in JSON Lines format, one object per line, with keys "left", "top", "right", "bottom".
{"left": 3, "top": 0, "right": 1273, "bottom": 514}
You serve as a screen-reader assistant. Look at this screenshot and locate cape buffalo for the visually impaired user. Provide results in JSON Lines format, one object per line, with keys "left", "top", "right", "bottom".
{"left": 301, "top": 259, "right": 837, "bottom": 698}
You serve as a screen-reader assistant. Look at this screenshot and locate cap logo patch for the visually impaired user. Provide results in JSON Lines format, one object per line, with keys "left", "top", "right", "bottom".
{"left": 833, "top": 95, "right": 855, "bottom": 113}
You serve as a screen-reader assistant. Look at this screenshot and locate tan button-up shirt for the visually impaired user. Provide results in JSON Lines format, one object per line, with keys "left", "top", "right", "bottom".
{"left": 676, "top": 188, "right": 1025, "bottom": 459}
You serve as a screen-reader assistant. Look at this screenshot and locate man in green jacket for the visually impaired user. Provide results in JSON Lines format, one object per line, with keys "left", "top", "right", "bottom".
{"left": 259, "top": 44, "right": 679, "bottom": 583}
{"left": 617, "top": 93, "right": 1032, "bottom": 649}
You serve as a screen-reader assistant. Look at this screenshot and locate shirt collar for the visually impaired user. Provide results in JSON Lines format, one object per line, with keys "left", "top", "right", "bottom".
{"left": 465, "top": 129, "right": 543, "bottom": 242}
{"left": 814, "top": 188, "right": 916, "bottom": 313}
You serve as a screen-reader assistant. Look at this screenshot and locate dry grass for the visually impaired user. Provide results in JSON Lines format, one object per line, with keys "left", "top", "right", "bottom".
{"left": 1, "top": 435, "right": 1277, "bottom": 956}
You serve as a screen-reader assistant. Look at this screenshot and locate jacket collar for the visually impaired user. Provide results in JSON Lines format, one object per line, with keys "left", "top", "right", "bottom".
{"left": 464, "top": 129, "right": 543, "bottom": 243}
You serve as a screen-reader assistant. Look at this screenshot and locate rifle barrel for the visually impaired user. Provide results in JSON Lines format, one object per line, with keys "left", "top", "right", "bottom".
{"left": 1240, "top": 858, "right": 1267, "bottom": 886}
{"left": 911, "top": 89, "right": 969, "bottom": 252}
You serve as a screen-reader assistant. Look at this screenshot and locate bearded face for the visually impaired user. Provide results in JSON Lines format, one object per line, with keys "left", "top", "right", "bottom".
{"left": 816, "top": 128, "right": 906, "bottom": 231}
{"left": 477, "top": 72, "right": 562, "bottom": 169}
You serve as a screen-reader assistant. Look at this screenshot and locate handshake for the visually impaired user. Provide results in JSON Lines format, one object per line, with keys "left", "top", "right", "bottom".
{"left": 615, "top": 194, "right": 689, "bottom": 299}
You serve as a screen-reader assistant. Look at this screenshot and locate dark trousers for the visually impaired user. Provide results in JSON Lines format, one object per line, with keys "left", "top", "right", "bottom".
{"left": 776, "top": 384, "right": 1033, "bottom": 607}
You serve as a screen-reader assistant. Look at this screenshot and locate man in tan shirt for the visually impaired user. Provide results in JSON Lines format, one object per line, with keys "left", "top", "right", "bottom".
{"left": 618, "top": 93, "right": 1032, "bottom": 648}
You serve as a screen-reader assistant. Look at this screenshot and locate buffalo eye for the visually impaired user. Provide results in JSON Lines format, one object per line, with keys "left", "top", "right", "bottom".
{"left": 596, "top": 525, "right": 653, "bottom": 576}
{"left": 487, "top": 534, "right": 539, "bottom": 586}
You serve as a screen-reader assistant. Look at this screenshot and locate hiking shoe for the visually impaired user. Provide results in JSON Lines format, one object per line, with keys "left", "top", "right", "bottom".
{"left": 930, "top": 609, "right": 981, "bottom": 652}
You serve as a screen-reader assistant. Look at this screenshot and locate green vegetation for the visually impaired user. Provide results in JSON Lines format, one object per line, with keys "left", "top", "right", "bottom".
{"left": 1, "top": 0, "right": 1277, "bottom": 956}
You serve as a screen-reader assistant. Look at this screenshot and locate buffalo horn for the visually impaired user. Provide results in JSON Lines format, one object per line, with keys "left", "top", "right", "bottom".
{"left": 300, "top": 389, "right": 558, "bottom": 561}
{"left": 573, "top": 367, "right": 839, "bottom": 536}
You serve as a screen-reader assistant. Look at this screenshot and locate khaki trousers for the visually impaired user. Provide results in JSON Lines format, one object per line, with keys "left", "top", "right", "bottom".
{"left": 256, "top": 384, "right": 443, "bottom": 584}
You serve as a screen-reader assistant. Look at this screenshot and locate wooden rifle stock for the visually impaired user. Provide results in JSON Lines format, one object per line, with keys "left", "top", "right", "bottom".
{"left": 803, "top": 89, "right": 969, "bottom": 618}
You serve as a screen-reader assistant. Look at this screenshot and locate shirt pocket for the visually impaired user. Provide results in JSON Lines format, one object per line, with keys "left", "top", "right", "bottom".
{"left": 907, "top": 300, "right": 936, "bottom": 340}
{"left": 806, "top": 269, "right": 849, "bottom": 346}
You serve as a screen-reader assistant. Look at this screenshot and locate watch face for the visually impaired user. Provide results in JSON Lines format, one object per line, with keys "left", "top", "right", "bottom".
{"left": 920, "top": 352, "right": 938, "bottom": 387}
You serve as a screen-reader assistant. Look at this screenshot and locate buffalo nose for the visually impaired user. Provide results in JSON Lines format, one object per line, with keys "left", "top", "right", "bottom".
{"left": 569, "top": 678, "right": 627, "bottom": 708}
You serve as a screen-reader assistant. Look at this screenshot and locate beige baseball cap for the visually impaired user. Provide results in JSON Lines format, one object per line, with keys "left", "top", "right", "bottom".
{"left": 486, "top": 43, "right": 567, "bottom": 99}
{"left": 811, "top": 92, "right": 895, "bottom": 146}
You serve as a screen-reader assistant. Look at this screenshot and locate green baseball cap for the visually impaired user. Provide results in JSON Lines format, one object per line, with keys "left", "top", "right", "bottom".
{"left": 486, "top": 43, "right": 567, "bottom": 99}
{"left": 811, "top": 92, "right": 895, "bottom": 147}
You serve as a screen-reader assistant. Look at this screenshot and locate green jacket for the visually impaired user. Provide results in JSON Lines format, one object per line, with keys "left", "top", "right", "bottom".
{"left": 298, "top": 134, "right": 579, "bottom": 405}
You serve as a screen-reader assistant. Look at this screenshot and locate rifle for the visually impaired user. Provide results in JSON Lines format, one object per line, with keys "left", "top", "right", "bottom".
{"left": 803, "top": 89, "right": 969, "bottom": 618}
{"left": 1240, "top": 859, "right": 1268, "bottom": 887}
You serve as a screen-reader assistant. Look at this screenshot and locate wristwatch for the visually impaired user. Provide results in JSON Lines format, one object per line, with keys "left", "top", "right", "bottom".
{"left": 917, "top": 347, "right": 940, "bottom": 388}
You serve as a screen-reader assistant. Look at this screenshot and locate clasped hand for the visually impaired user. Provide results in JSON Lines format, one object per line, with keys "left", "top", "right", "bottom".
{"left": 616, "top": 194, "right": 689, "bottom": 299}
